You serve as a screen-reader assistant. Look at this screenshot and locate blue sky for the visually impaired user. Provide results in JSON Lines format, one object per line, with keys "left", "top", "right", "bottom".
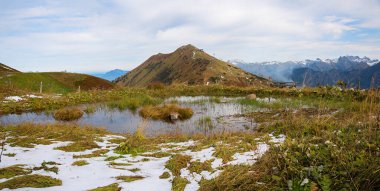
{"left": 1, "top": 0, "right": 380, "bottom": 72}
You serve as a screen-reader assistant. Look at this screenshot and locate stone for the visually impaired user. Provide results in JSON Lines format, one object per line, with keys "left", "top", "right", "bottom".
{"left": 246, "top": 93, "right": 256, "bottom": 100}
{"left": 170, "top": 112, "right": 179, "bottom": 121}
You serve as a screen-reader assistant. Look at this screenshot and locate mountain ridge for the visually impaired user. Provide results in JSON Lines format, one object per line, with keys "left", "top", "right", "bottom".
{"left": 91, "top": 69, "right": 128, "bottom": 81}
{"left": 115, "top": 44, "right": 270, "bottom": 87}
{"left": 232, "top": 56, "right": 379, "bottom": 82}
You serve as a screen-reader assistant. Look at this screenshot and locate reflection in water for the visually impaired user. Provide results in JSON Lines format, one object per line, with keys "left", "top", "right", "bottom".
{"left": 0, "top": 96, "right": 259, "bottom": 136}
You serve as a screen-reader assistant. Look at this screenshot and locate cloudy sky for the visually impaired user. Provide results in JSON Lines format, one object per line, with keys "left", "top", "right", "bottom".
{"left": 1, "top": 0, "right": 380, "bottom": 72}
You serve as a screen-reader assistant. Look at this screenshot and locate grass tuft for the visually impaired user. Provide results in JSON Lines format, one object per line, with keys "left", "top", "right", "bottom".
{"left": 115, "top": 175, "right": 144, "bottom": 182}
{"left": 165, "top": 154, "right": 192, "bottom": 176}
{"left": 0, "top": 165, "right": 32, "bottom": 179}
{"left": 53, "top": 108, "right": 83, "bottom": 121}
{"left": 72, "top": 160, "right": 89, "bottom": 166}
{"left": 0, "top": 174, "right": 62, "bottom": 189}
{"left": 139, "top": 104, "right": 193, "bottom": 121}
{"left": 159, "top": 171, "right": 171, "bottom": 179}
{"left": 88, "top": 183, "right": 121, "bottom": 191}
{"left": 172, "top": 176, "right": 189, "bottom": 191}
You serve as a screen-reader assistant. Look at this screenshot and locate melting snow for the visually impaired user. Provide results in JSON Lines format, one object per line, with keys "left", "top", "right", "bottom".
{"left": 0, "top": 134, "right": 285, "bottom": 191}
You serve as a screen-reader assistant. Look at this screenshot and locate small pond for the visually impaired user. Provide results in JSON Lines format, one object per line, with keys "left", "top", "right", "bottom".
{"left": 0, "top": 96, "right": 263, "bottom": 136}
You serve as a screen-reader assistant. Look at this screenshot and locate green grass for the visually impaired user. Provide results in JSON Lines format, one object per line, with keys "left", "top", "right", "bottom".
{"left": 199, "top": 93, "right": 380, "bottom": 191}
{"left": 0, "top": 85, "right": 369, "bottom": 115}
{"left": 188, "top": 160, "right": 213, "bottom": 174}
{"left": 196, "top": 116, "right": 214, "bottom": 132}
{"left": 105, "top": 155, "right": 124, "bottom": 161}
{"left": 172, "top": 176, "right": 189, "bottom": 191}
{"left": 0, "top": 72, "right": 71, "bottom": 93}
{"left": 0, "top": 174, "right": 62, "bottom": 189}
{"left": 55, "top": 140, "right": 100, "bottom": 152}
{"left": 128, "top": 168, "right": 141, "bottom": 173}
{"left": 165, "top": 154, "right": 192, "bottom": 176}
{"left": 73, "top": 149, "right": 109, "bottom": 158}
{"left": 88, "top": 183, "right": 121, "bottom": 191}
{"left": 5, "top": 123, "right": 106, "bottom": 151}
{"left": 159, "top": 171, "right": 171, "bottom": 179}
{"left": 33, "top": 161, "right": 60, "bottom": 174}
{"left": 115, "top": 175, "right": 144, "bottom": 182}
{"left": 108, "top": 94, "right": 162, "bottom": 111}
{"left": 0, "top": 72, "right": 114, "bottom": 94}
{"left": 0, "top": 165, "right": 32, "bottom": 179}
{"left": 72, "top": 160, "right": 89, "bottom": 166}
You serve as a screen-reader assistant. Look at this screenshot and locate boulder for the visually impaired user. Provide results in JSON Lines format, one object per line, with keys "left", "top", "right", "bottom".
{"left": 170, "top": 112, "right": 180, "bottom": 121}
{"left": 246, "top": 93, "right": 256, "bottom": 100}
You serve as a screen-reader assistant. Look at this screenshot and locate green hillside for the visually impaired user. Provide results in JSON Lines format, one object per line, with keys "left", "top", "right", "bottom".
{"left": 0, "top": 72, "right": 114, "bottom": 94}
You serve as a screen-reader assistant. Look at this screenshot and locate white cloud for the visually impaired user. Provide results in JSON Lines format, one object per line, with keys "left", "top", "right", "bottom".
{"left": 0, "top": 0, "right": 379, "bottom": 72}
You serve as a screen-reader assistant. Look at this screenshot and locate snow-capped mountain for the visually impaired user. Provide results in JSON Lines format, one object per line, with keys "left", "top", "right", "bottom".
{"left": 232, "top": 56, "right": 379, "bottom": 82}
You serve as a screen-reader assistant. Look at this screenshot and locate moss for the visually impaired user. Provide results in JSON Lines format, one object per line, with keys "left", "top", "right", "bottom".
{"left": 108, "top": 162, "right": 132, "bottom": 166}
{"left": 142, "top": 152, "right": 171, "bottom": 158}
{"left": 105, "top": 155, "right": 124, "bottom": 161}
{"left": 172, "top": 176, "right": 189, "bottom": 191}
{"left": 115, "top": 175, "right": 144, "bottom": 182}
{"left": 33, "top": 161, "right": 60, "bottom": 174}
{"left": 53, "top": 108, "right": 84, "bottom": 121}
{"left": 128, "top": 168, "right": 141, "bottom": 173}
{"left": 159, "top": 171, "right": 170, "bottom": 179}
{"left": 73, "top": 149, "right": 109, "bottom": 158}
{"left": 88, "top": 183, "right": 121, "bottom": 191}
{"left": 0, "top": 165, "right": 32, "bottom": 179}
{"left": 3, "top": 153, "right": 16, "bottom": 157}
{"left": 55, "top": 140, "right": 100, "bottom": 152}
{"left": 0, "top": 174, "right": 62, "bottom": 189}
{"left": 165, "top": 154, "right": 192, "bottom": 176}
{"left": 72, "top": 160, "right": 89, "bottom": 166}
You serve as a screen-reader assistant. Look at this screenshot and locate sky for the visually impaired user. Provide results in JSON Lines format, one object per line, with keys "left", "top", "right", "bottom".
{"left": 1, "top": 0, "right": 380, "bottom": 72}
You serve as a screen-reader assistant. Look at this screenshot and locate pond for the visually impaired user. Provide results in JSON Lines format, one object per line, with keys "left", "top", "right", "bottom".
{"left": 0, "top": 96, "right": 262, "bottom": 136}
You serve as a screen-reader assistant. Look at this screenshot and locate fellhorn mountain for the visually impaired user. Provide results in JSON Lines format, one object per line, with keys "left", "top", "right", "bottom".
{"left": 115, "top": 44, "right": 270, "bottom": 87}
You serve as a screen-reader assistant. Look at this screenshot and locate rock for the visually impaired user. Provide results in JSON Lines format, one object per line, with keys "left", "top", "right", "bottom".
{"left": 246, "top": 94, "right": 256, "bottom": 100}
{"left": 170, "top": 112, "right": 179, "bottom": 121}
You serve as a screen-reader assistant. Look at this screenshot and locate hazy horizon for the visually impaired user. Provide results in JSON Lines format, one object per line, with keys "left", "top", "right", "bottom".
{"left": 1, "top": 0, "right": 380, "bottom": 73}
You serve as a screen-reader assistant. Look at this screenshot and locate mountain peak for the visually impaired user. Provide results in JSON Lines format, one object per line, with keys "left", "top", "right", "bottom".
{"left": 115, "top": 45, "right": 270, "bottom": 86}
{"left": 177, "top": 44, "right": 198, "bottom": 51}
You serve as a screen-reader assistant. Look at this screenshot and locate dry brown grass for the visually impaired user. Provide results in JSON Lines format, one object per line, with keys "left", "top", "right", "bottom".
{"left": 53, "top": 108, "right": 84, "bottom": 121}
{"left": 139, "top": 104, "right": 193, "bottom": 121}
{"left": 5, "top": 123, "right": 107, "bottom": 152}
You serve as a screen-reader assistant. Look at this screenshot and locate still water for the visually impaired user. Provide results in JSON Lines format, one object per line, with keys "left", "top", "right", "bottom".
{"left": 1, "top": 96, "right": 259, "bottom": 136}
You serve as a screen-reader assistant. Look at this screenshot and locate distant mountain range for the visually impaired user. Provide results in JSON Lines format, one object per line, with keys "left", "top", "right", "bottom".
{"left": 115, "top": 44, "right": 270, "bottom": 87}
{"left": 91, "top": 69, "right": 128, "bottom": 81}
{"left": 232, "top": 56, "right": 380, "bottom": 88}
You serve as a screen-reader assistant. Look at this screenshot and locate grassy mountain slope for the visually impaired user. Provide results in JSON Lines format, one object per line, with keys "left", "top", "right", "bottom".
{"left": 0, "top": 72, "right": 114, "bottom": 94}
{"left": 115, "top": 44, "right": 270, "bottom": 87}
{"left": 0, "top": 63, "right": 19, "bottom": 74}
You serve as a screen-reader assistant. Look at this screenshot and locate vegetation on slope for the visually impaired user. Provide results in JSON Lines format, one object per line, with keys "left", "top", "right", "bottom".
{"left": 115, "top": 44, "right": 270, "bottom": 87}
{"left": 0, "top": 72, "right": 114, "bottom": 94}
